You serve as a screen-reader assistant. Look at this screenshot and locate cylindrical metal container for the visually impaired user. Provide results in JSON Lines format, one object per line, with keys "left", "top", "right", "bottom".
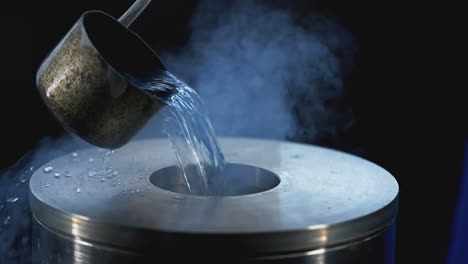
{"left": 30, "top": 138, "right": 399, "bottom": 264}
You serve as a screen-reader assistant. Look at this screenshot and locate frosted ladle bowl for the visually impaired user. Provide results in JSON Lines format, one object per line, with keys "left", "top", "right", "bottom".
{"left": 36, "top": 0, "right": 171, "bottom": 149}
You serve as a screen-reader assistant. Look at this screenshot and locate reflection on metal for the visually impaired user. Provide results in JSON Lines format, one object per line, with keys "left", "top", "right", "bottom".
{"left": 30, "top": 138, "right": 399, "bottom": 263}
{"left": 306, "top": 248, "right": 326, "bottom": 257}
{"left": 315, "top": 253, "right": 326, "bottom": 264}
{"left": 309, "top": 226, "right": 329, "bottom": 245}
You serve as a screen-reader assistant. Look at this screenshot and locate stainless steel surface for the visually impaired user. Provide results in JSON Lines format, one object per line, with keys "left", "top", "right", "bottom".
{"left": 30, "top": 137, "right": 398, "bottom": 257}
{"left": 33, "top": 216, "right": 395, "bottom": 263}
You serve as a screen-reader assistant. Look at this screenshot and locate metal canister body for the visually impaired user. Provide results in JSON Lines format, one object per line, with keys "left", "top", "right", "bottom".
{"left": 30, "top": 138, "right": 399, "bottom": 263}
{"left": 33, "top": 222, "right": 395, "bottom": 263}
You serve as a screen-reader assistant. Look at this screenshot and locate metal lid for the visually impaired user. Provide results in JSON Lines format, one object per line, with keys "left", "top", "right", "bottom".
{"left": 30, "top": 138, "right": 398, "bottom": 254}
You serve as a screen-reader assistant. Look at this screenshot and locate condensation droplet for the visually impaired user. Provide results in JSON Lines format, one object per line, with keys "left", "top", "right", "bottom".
{"left": 95, "top": 170, "right": 108, "bottom": 176}
{"left": 113, "top": 171, "right": 118, "bottom": 176}
{"left": 4, "top": 216, "right": 11, "bottom": 225}
{"left": 88, "top": 171, "right": 96, "bottom": 177}
{"left": 6, "top": 197, "right": 18, "bottom": 203}
{"left": 43, "top": 167, "right": 53, "bottom": 173}
{"left": 45, "top": 184, "right": 50, "bottom": 188}
{"left": 100, "top": 178, "right": 106, "bottom": 182}
{"left": 54, "top": 173, "right": 60, "bottom": 178}
{"left": 88, "top": 158, "right": 95, "bottom": 163}
{"left": 76, "top": 188, "right": 81, "bottom": 193}
{"left": 72, "top": 152, "right": 78, "bottom": 158}
{"left": 64, "top": 171, "right": 72, "bottom": 177}
{"left": 172, "top": 194, "right": 186, "bottom": 200}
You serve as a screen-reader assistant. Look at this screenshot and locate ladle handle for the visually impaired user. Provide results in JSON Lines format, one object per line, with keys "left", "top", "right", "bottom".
{"left": 118, "top": 0, "right": 152, "bottom": 28}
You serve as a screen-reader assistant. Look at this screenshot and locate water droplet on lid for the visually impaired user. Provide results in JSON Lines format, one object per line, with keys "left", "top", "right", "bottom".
{"left": 100, "top": 178, "right": 106, "bottom": 182}
{"left": 64, "top": 171, "right": 72, "bottom": 177}
{"left": 29, "top": 166, "right": 34, "bottom": 171}
{"left": 45, "top": 184, "right": 50, "bottom": 187}
{"left": 113, "top": 171, "right": 118, "bottom": 176}
{"left": 136, "top": 189, "right": 140, "bottom": 192}
{"left": 20, "top": 178, "right": 27, "bottom": 183}
{"left": 72, "top": 152, "right": 78, "bottom": 158}
{"left": 4, "top": 216, "right": 11, "bottom": 225}
{"left": 76, "top": 188, "right": 81, "bottom": 193}
{"left": 43, "top": 167, "right": 53, "bottom": 173}
{"left": 88, "top": 171, "right": 96, "bottom": 177}
{"left": 54, "top": 173, "right": 60, "bottom": 178}
{"left": 88, "top": 158, "right": 94, "bottom": 163}
{"left": 6, "top": 197, "right": 18, "bottom": 203}
{"left": 172, "top": 194, "right": 185, "bottom": 200}
{"left": 95, "top": 170, "right": 108, "bottom": 176}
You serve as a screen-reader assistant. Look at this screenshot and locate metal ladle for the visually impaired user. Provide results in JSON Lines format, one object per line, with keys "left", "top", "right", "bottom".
{"left": 118, "top": 0, "right": 152, "bottom": 27}
{"left": 36, "top": 0, "right": 171, "bottom": 149}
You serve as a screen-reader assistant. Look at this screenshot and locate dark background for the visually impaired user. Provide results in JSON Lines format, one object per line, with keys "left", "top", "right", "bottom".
{"left": 1, "top": 0, "right": 465, "bottom": 263}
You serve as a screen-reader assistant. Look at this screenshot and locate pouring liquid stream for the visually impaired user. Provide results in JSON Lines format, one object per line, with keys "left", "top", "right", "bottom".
{"left": 125, "top": 71, "right": 225, "bottom": 195}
